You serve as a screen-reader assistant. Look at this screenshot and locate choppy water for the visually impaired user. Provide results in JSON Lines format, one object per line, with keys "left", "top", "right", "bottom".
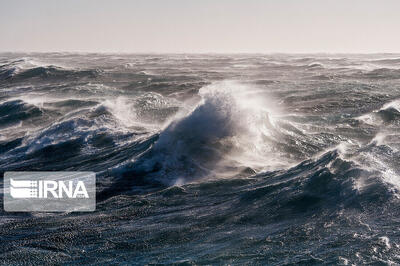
{"left": 1, "top": 53, "right": 400, "bottom": 264}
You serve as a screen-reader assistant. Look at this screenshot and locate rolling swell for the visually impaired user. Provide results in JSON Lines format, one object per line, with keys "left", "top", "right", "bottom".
{"left": 12, "top": 66, "right": 100, "bottom": 80}
{"left": 0, "top": 99, "right": 43, "bottom": 127}
{"left": 0, "top": 58, "right": 101, "bottom": 81}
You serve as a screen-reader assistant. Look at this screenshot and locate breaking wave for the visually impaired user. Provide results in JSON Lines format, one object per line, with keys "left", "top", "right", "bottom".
{"left": 109, "top": 81, "right": 306, "bottom": 187}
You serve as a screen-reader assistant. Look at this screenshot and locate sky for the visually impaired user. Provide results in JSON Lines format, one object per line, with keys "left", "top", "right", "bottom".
{"left": 1, "top": 0, "right": 399, "bottom": 53}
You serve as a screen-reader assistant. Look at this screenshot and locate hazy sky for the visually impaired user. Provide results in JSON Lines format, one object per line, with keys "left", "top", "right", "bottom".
{"left": 1, "top": 0, "right": 399, "bottom": 53}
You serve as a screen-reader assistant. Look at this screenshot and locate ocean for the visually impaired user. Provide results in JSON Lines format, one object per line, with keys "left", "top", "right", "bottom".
{"left": 1, "top": 53, "right": 400, "bottom": 264}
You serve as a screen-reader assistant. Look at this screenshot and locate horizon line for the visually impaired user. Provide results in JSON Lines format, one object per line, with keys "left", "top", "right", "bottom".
{"left": 1, "top": 50, "right": 400, "bottom": 55}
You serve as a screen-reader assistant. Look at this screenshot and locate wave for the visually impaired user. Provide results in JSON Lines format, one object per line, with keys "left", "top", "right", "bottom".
{"left": 306, "top": 62, "right": 324, "bottom": 68}
{"left": 238, "top": 150, "right": 395, "bottom": 222}
{"left": 0, "top": 58, "right": 101, "bottom": 81}
{"left": 0, "top": 113, "right": 151, "bottom": 174}
{"left": 105, "top": 82, "right": 323, "bottom": 193}
{"left": 0, "top": 99, "right": 43, "bottom": 128}
{"left": 376, "top": 107, "right": 400, "bottom": 124}
{"left": 13, "top": 66, "right": 101, "bottom": 80}
{"left": 362, "top": 68, "right": 400, "bottom": 79}
{"left": 357, "top": 99, "right": 400, "bottom": 126}
{"left": 369, "top": 58, "right": 400, "bottom": 64}
{"left": 0, "top": 95, "right": 157, "bottom": 174}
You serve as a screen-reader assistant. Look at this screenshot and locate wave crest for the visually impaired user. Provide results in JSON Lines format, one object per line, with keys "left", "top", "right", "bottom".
{"left": 117, "top": 81, "right": 302, "bottom": 186}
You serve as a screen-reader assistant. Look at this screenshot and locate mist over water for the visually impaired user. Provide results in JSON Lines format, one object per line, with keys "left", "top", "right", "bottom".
{"left": 1, "top": 53, "right": 400, "bottom": 264}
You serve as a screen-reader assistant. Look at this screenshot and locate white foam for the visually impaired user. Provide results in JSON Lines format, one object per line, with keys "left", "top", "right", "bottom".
{"left": 352, "top": 152, "right": 400, "bottom": 197}
{"left": 356, "top": 113, "right": 383, "bottom": 126}
{"left": 196, "top": 81, "right": 290, "bottom": 168}
{"left": 369, "top": 133, "right": 386, "bottom": 146}
{"left": 379, "top": 236, "right": 391, "bottom": 249}
{"left": 381, "top": 99, "right": 400, "bottom": 112}
{"left": 103, "top": 97, "right": 137, "bottom": 127}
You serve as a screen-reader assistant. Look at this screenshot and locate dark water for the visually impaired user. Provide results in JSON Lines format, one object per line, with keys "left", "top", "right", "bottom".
{"left": 1, "top": 53, "right": 400, "bottom": 264}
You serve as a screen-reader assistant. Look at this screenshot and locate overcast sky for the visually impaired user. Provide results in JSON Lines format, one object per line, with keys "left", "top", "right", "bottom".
{"left": 1, "top": 0, "right": 399, "bottom": 53}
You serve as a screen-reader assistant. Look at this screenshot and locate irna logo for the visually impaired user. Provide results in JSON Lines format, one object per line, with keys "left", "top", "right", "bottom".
{"left": 4, "top": 172, "right": 95, "bottom": 212}
{"left": 10, "top": 179, "right": 89, "bottom": 199}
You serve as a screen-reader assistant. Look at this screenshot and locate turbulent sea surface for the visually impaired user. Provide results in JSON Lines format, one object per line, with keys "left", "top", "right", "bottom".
{"left": 1, "top": 53, "right": 400, "bottom": 264}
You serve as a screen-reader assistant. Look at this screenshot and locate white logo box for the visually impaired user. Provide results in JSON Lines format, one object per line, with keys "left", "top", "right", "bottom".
{"left": 4, "top": 172, "right": 96, "bottom": 212}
